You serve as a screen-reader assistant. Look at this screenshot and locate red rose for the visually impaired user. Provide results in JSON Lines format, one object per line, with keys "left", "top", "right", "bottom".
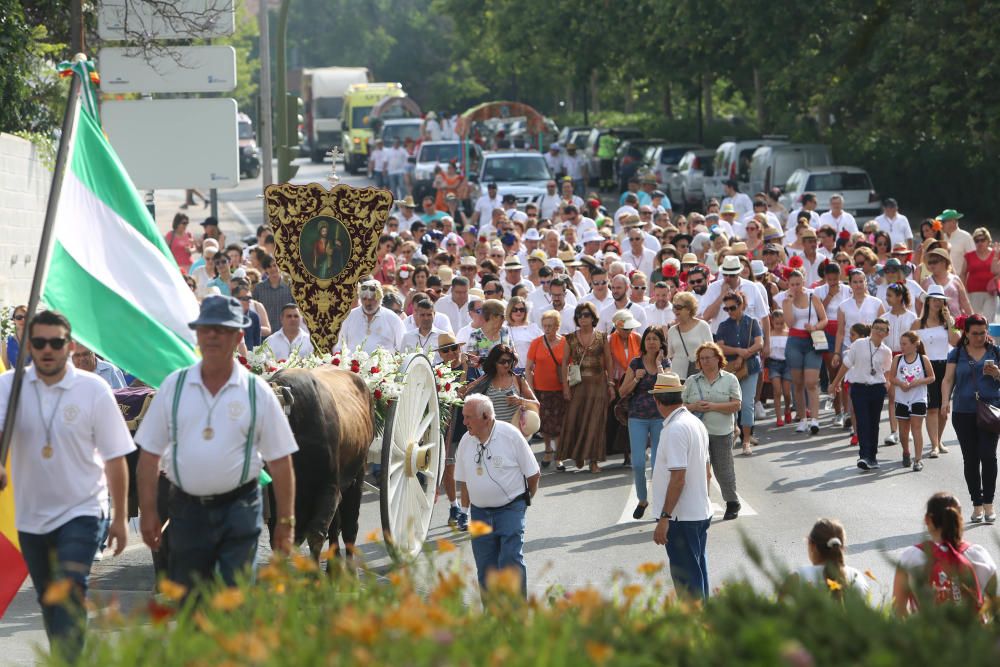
{"left": 436, "top": 368, "right": 443, "bottom": 377}
{"left": 332, "top": 358, "right": 341, "bottom": 366}
{"left": 278, "top": 358, "right": 287, "bottom": 364}
{"left": 371, "top": 366, "right": 379, "bottom": 374}
{"left": 374, "top": 389, "right": 383, "bottom": 400}
{"left": 238, "top": 355, "right": 247, "bottom": 365}
{"left": 788, "top": 255, "right": 803, "bottom": 269}
{"left": 445, "top": 382, "right": 451, "bottom": 391}
{"left": 268, "top": 365, "right": 277, "bottom": 372}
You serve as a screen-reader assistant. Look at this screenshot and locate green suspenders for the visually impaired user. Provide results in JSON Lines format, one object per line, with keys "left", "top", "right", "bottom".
{"left": 170, "top": 369, "right": 257, "bottom": 492}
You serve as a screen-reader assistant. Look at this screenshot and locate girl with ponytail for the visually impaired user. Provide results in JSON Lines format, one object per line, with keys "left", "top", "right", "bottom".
{"left": 889, "top": 331, "right": 934, "bottom": 472}
{"left": 786, "top": 518, "right": 870, "bottom": 597}
{"left": 893, "top": 492, "right": 998, "bottom": 615}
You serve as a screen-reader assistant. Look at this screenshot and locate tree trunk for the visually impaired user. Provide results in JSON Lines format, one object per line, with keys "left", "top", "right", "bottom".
{"left": 662, "top": 83, "right": 673, "bottom": 119}
{"left": 624, "top": 78, "right": 634, "bottom": 114}
{"left": 703, "top": 74, "right": 714, "bottom": 124}
{"left": 590, "top": 69, "right": 600, "bottom": 114}
{"left": 753, "top": 67, "right": 765, "bottom": 132}
{"left": 565, "top": 83, "right": 575, "bottom": 114}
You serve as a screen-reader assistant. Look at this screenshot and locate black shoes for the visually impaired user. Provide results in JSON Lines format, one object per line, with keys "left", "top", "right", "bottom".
{"left": 633, "top": 502, "right": 648, "bottom": 520}
{"left": 723, "top": 501, "right": 741, "bottom": 520}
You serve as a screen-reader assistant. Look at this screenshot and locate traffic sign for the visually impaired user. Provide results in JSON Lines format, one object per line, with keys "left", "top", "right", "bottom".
{"left": 102, "top": 98, "right": 240, "bottom": 189}
{"left": 99, "top": 46, "right": 237, "bottom": 94}
{"left": 98, "top": 0, "right": 235, "bottom": 40}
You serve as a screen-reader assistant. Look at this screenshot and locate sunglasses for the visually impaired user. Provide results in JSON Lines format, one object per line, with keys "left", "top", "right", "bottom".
{"left": 688, "top": 279, "right": 705, "bottom": 286}
{"left": 631, "top": 285, "right": 646, "bottom": 291}
{"left": 485, "top": 290, "right": 500, "bottom": 295}
{"left": 512, "top": 307, "right": 527, "bottom": 313}
{"left": 723, "top": 306, "right": 739, "bottom": 312}
{"left": 498, "top": 358, "right": 514, "bottom": 366}
{"left": 472, "top": 307, "right": 483, "bottom": 314}
{"left": 13, "top": 314, "right": 25, "bottom": 321}
{"left": 592, "top": 280, "right": 608, "bottom": 286}
{"left": 30, "top": 337, "right": 68, "bottom": 350}
{"left": 236, "top": 296, "right": 251, "bottom": 302}
{"left": 439, "top": 344, "right": 460, "bottom": 353}
{"left": 360, "top": 288, "right": 379, "bottom": 296}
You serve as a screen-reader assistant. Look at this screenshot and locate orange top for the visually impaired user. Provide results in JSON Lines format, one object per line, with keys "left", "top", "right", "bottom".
{"left": 609, "top": 331, "right": 641, "bottom": 380}
{"left": 527, "top": 335, "right": 565, "bottom": 391}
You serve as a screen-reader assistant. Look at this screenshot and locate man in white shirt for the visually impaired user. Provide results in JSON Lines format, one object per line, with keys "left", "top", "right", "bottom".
{"left": 613, "top": 193, "right": 640, "bottom": 232}
{"left": 436, "top": 275, "right": 472, "bottom": 333}
{"left": 699, "top": 256, "right": 770, "bottom": 342}
{"left": 940, "top": 208, "right": 974, "bottom": 276}
{"left": 599, "top": 274, "right": 648, "bottom": 334}
{"left": 367, "top": 139, "right": 387, "bottom": 188}
{"left": 622, "top": 224, "right": 657, "bottom": 276}
{"left": 533, "top": 278, "right": 576, "bottom": 334}
{"left": 582, "top": 267, "right": 614, "bottom": 312}
{"left": 337, "top": 281, "right": 404, "bottom": 353}
{"left": 817, "top": 194, "right": 858, "bottom": 236}
{"left": 383, "top": 137, "right": 409, "bottom": 200}
{"left": 454, "top": 394, "right": 539, "bottom": 598}
{"left": 263, "top": 304, "right": 315, "bottom": 359}
{"left": 501, "top": 258, "right": 534, "bottom": 299}
{"left": 397, "top": 197, "right": 423, "bottom": 231}
{"left": 471, "top": 182, "right": 502, "bottom": 228}
{"left": 650, "top": 371, "right": 713, "bottom": 599}
{"left": 645, "top": 282, "right": 676, "bottom": 329}
{"left": 543, "top": 144, "right": 564, "bottom": 177}
{"left": 562, "top": 144, "right": 587, "bottom": 196}
{"left": 401, "top": 298, "right": 446, "bottom": 353}
{"left": 537, "top": 180, "right": 562, "bottom": 221}
{"left": 528, "top": 268, "right": 577, "bottom": 322}
{"left": 422, "top": 111, "right": 442, "bottom": 141}
{"left": 874, "top": 198, "right": 912, "bottom": 248}
{"left": 0, "top": 310, "right": 134, "bottom": 660}
{"left": 455, "top": 291, "right": 487, "bottom": 346}
{"left": 722, "top": 179, "right": 754, "bottom": 226}
{"left": 784, "top": 193, "right": 821, "bottom": 244}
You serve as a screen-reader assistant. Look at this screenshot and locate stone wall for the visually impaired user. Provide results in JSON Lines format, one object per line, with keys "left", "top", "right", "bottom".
{"left": 0, "top": 134, "right": 50, "bottom": 307}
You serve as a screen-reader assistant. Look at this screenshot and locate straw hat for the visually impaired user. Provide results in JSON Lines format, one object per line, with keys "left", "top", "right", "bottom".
{"left": 648, "top": 371, "right": 684, "bottom": 395}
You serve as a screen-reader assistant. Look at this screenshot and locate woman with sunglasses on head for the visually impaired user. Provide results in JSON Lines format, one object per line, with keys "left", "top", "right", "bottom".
{"left": 911, "top": 286, "right": 960, "bottom": 457}
{"left": 462, "top": 344, "right": 539, "bottom": 439}
{"left": 941, "top": 314, "right": 1000, "bottom": 523}
{"left": 960, "top": 228, "right": 1000, "bottom": 324}
{"left": 716, "top": 292, "right": 764, "bottom": 453}
{"left": 506, "top": 297, "right": 542, "bottom": 374}
{"left": 666, "top": 292, "right": 713, "bottom": 378}
{"left": 921, "top": 247, "right": 972, "bottom": 316}
{"left": 557, "top": 302, "right": 612, "bottom": 473}
{"left": 2, "top": 305, "right": 28, "bottom": 371}
{"left": 525, "top": 310, "right": 567, "bottom": 468}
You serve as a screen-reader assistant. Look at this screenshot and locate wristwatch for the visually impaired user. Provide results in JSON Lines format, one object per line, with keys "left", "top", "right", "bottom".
{"left": 659, "top": 511, "right": 672, "bottom": 520}
{"left": 278, "top": 516, "right": 296, "bottom": 528}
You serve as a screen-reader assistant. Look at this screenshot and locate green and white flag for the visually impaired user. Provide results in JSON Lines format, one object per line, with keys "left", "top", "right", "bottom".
{"left": 42, "top": 95, "right": 199, "bottom": 387}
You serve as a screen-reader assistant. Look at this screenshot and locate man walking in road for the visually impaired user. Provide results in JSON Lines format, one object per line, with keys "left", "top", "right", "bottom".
{"left": 455, "top": 394, "right": 540, "bottom": 598}
{"left": 136, "top": 295, "right": 298, "bottom": 591}
{"left": 650, "top": 371, "right": 713, "bottom": 599}
{"left": 0, "top": 310, "right": 134, "bottom": 661}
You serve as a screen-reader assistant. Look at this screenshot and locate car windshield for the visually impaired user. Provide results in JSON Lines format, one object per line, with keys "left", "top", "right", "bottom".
{"left": 238, "top": 121, "right": 254, "bottom": 140}
{"left": 351, "top": 106, "right": 374, "bottom": 128}
{"left": 382, "top": 123, "right": 422, "bottom": 144}
{"left": 315, "top": 97, "right": 343, "bottom": 118}
{"left": 805, "top": 172, "right": 873, "bottom": 191}
{"left": 659, "top": 147, "right": 691, "bottom": 165}
{"left": 419, "top": 144, "right": 476, "bottom": 163}
{"left": 482, "top": 156, "right": 551, "bottom": 182}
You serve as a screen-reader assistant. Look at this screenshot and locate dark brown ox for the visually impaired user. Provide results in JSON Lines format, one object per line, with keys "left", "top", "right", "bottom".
{"left": 267, "top": 366, "right": 374, "bottom": 558}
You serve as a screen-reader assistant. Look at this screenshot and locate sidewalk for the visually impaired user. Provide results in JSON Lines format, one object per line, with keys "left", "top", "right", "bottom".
{"left": 150, "top": 188, "right": 255, "bottom": 245}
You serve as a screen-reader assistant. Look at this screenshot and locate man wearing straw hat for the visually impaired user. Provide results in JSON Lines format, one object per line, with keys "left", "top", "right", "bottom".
{"left": 649, "top": 371, "right": 713, "bottom": 599}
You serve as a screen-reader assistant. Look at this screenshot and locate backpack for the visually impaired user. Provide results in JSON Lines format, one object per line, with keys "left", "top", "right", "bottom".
{"left": 915, "top": 541, "right": 984, "bottom": 611}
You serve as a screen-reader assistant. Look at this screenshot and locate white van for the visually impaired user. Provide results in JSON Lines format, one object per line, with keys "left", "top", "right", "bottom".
{"left": 749, "top": 144, "right": 832, "bottom": 196}
{"left": 702, "top": 138, "right": 787, "bottom": 205}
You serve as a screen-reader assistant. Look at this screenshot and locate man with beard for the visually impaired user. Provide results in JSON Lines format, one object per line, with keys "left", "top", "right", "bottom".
{"left": 336, "top": 280, "right": 404, "bottom": 353}
{"left": 539, "top": 278, "right": 576, "bottom": 334}
{"left": 598, "top": 274, "right": 648, "bottom": 334}
{"left": 685, "top": 265, "right": 710, "bottom": 306}
{"left": 645, "top": 281, "right": 676, "bottom": 329}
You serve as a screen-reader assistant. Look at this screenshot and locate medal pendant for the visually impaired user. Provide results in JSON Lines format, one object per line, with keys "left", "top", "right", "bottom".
{"left": 476, "top": 466, "right": 484, "bottom": 476}
{"left": 42, "top": 444, "right": 53, "bottom": 459}
{"left": 203, "top": 426, "right": 214, "bottom": 440}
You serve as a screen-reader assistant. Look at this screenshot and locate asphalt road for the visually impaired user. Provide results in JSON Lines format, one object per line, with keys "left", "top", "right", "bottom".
{"left": 2, "top": 160, "right": 996, "bottom": 663}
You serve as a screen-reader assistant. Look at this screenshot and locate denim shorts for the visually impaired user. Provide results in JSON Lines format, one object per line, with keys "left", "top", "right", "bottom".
{"left": 785, "top": 335, "right": 824, "bottom": 371}
{"left": 766, "top": 358, "right": 788, "bottom": 380}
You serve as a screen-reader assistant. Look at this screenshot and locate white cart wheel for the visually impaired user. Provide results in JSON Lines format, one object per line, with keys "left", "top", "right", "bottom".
{"left": 380, "top": 353, "right": 442, "bottom": 558}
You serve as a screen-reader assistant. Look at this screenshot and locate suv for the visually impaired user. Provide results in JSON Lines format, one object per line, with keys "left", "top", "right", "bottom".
{"left": 666, "top": 149, "right": 716, "bottom": 211}
{"left": 583, "top": 127, "right": 642, "bottom": 185}
{"left": 702, "top": 138, "right": 788, "bottom": 204}
{"left": 411, "top": 140, "right": 484, "bottom": 202}
{"left": 379, "top": 118, "right": 423, "bottom": 146}
{"left": 473, "top": 151, "right": 552, "bottom": 206}
{"left": 780, "top": 166, "right": 881, "bottom": 222}
{"left": 648, "top": 143, "right": 704, "bottom": 189}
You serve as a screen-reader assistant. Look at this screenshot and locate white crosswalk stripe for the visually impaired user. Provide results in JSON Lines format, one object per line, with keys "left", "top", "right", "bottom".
{"left": 617, "top": 470, "right": 757, "bottom": 524}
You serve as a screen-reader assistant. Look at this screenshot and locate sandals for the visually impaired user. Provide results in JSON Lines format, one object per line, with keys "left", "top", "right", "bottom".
{"left": 541, "top": 451, "right": 554, "bottom": 468}
{"left": 589, "top": 462, "right": 602, "bottom": 474}
{"left": 742, "top": 446, "right": 753, "bottom": 457}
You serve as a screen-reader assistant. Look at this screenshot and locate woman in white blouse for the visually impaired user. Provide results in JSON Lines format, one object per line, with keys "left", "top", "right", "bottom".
{"left": 505, "top": 296, "right": 542, "bottom": 374}
{"left": 666, "top": 291, "right": 713, "bottom": 378}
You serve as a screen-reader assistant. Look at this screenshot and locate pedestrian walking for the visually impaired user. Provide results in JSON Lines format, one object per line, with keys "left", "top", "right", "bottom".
{"left": 832, "top": 318, "right": 892, "bottom": 471}
{"left": 767, "top": 310, "right": 793, "bottom": 426}
{"left": 607, "top": 309, "right": 643, "bottom": 466}
{"left": 960, "top": 228, "right": 1000, "bottom": 323}
{"left": 455, "top": 394, "right": 540, "bottom": 598}
{"left": 616, "top": 326, "right": 669, "bottom": 518}
{"left": 783, "top": 518, "right": 870, "bottom": 598}
{"left": 911, "top": 285, "right": 958, "bottom": 456}
{"left": 781, "top": 270, "right": 828, "bottom": 435}
{"left": 650, "top": 371, "right": 713, "bottom": 599}
{"left": 883, "top": 283, "right": 918, "bottom": 446}
{"left": 0, "top": 310, "right": 134, "bottom": 662}
{"left": 438, "top": 334, "right": 471, "bottom": 532}
{"left": 136, "top": 295, "right": 299, "bottom": 591}
{"left": 462, "top": 344, "right": 539, "bottom": 428}
{"left": 524, "top": 311, "right": 566, "bottom": 468}
{"left": 557, "top": 303, "right": 611, "bottom": 473}
{"left": 940, "top": 314, "right": 1000, "bottom": 523}
{"left": 888, "top": 332, "right": 934, "bottom": 471}
{"left": 666, "top": 292, "right": 713, "bottom": 378}
{"left": 682, "top": 342, "right": 742, "bottom": 519}
{"left": 715, "top": 292, "right": 764, "bottom": 451}
{"left": 892, "top": 492, "right": 997, "bottom": 615}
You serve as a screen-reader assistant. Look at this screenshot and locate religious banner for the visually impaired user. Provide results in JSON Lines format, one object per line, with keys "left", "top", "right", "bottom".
{"left": 264, "top": 181, "right": 393, "bottom": 353}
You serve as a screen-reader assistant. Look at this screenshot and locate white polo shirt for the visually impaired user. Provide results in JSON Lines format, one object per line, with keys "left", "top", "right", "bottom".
{"left": 400, "top": 327, "right": 447, "bottom": 354}
{"left": 454, "top": 420, "right": 539, "bottom": 508}
{"left": 403, "top": 312, "right": 453, "bottom": 334}
{"left": 875, "top": 212, "right": 913, "bottom": 246}
{"left": 337, "top": 306, "right": 404, "bottom": 353}
{"left": 598, "top": 300, "right": 648, "bottom": 334}
{"left": 0, "top": 364, "right": 135, "bottom": 533}
{"left": 135, "top": 362, "right": 298, "bottom": 496}
{"left": 264, "top": 328, "right": 314, "bottom": 360}
{"left": 817, "top": 210, "right": 859, "bottom": 235}
{"left": 651, "top": 406, "right": 712, "bottom": 522}
{"left": 622, "top": 246, "right": 657, "bottom": 277}
{"left": 841, "top": 336, "right": 893, "bottom": 385}
{"left": 435, "top": 294, "right": 472, "bottom": 333}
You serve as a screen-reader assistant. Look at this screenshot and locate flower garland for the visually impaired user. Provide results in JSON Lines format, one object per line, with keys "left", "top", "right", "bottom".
{"left": 238, "top": 344, "right": 465, "bottom": 436}
{"left": 0, "top": 306, "right": 16, "bottom": 344}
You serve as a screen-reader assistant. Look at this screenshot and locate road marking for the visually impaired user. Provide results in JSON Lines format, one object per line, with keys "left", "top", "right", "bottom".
{"left": 225, "top": 200, "right": 255, "bottom": 235}
{"left": 616, "top": 468, "right": 757, "bottom": 524}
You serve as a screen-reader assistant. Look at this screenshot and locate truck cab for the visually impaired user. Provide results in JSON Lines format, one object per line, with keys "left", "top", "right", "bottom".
{"left": 341, "top": 82, "right": 406, "bottom": 174}
{"left": 301, "top": 66, "right": 370, "bottom": 163}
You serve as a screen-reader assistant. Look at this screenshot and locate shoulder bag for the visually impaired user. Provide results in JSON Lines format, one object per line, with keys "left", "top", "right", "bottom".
{"left": 567, "top": 334, "right": 588, "bottom": 387}
{"left": 723, "top": 318, "right": 750, "bottom": 381}
{"left": 675, "top": 325, "right": 698, "bottom": 378}
{"left": 808, "top": 298, "right": 829, "bottom": 351}
{"left": 972, "top": 346, "right": 1000, "bottom": 434}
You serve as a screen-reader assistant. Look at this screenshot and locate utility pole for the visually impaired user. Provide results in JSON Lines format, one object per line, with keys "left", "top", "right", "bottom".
{"left": 275, "top": 0, "right": 297, "bottom": 183}
{"left": 70, "top": 0, "right": 84, "bottom": 53}
{"left": 258, "top": 0, "right": 273, "bottom": 189}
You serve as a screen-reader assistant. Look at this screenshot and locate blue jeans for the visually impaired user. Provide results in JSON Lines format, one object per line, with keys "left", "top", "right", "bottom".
{"left": 167, "top": 485, "right": 263, "bottom": 591}
{"left": 19, "top": 515, "right": 101, "bottom": 662}
{"left": 851, "top": 383, "right": 886, "bottom": 463}
{"left": 388, "top": 173, "right": 405, "bottom": 200}
{"left": 470, "top": 499, "right": 528, "bottom": 597}
{"left": 628, "top": 417, "right": 663, "bottom": 502}
{"left": 738, "top": 372, "right": 760, "bottom": 428}
{"left": 665, "top": 518, "right": 712, "bottom": 599}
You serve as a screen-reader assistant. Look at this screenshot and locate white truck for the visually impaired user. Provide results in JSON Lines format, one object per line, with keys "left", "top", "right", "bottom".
{"left": 302, "top": 66, "right": 371, "bottom": 163}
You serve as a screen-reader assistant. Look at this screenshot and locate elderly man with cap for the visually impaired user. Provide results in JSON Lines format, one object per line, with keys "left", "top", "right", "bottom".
{"left": 501, "top": 257, "right": 533, "bottom": 299}
{"left": 939, "top": 208, "right": 974, "bottom": 276}
{"left": 580, "top": 229, "right": 604, "bottom": 260}
{"left": 337, "top": 280, "right": 404, "bottom": 353}
{"left": 718, "top": 203, "right": 740, "bottom": 238}
{"left": 699, "top": 256, "right": 771, "bottom": 340}
{"left": 454, "top": 393, "right": 540, "bottom": 598}
{"left": 136, "top": 295, "right": 298, "bottom": 592}
{"left": 650, "top": 371, "right": 713, "bottom": 599}
{"left": 396, "top": 195, "right": 423, "bottom": 232}
{"left": 435, "top": 332, "right": 471, "bottom": 531}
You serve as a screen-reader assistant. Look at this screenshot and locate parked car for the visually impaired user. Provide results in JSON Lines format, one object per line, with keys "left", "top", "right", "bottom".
{"left": 508, "top": 117, "right": 559, "bottom": 149}
{"left": 665, "top": 149, "right": 716, "bottom": 211}
{"left": 558, "top": 125, "right": 591, "bottom": 147}
{"left": 411, "top": 140, "right": 483, "bottom": 202}
{"left": 748, "top": 144, "right": 832, "bottom": 196}
{"left": 648, "top": 143, "right": 704, "bottom": 190}
{"left": 237, "top": 112, "right": 260, "bottom": 179}
{"left": 583, "top": 127, "right": 642, "bottom": 185}
{"left": 780, "top": 166, "right": 881, "bottom": 222}
{"left": 702, "top": 138, "right": 788, "bottom": 205}
{"left": 380, "top": 118, "right": 423, "bottom": 146}
{"left": 471, "top": 150, "right": 552, "bottom": 207}
{"left": 566, "top": 128, "right": 591, "bottom": 151}
{"left": 613, "top": 138, "right": 665, "bottom": 192}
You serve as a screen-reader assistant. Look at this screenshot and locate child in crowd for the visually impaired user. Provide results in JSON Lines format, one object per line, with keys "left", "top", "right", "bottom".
{"left": 768, "top": 310, "right": 792, "bottom": 426}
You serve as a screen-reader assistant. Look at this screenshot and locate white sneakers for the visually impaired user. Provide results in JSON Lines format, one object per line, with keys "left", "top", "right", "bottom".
{"left": 810, "top": 419, "right": 820, "bottom": 435}
{"left": 884, "top": 432, "right": 900, "bottom": 446}
{"left": 796, "top": 419, "right": 809, "bottom": 433}
{"left": 832, "top": 413, "right": 845, "bottom": 428}
{"left": 755, "top": 401, "right": 766, "bottom": 421}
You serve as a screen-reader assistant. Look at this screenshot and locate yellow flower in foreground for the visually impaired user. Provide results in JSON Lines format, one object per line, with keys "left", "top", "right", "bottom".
{"left": 864, "top": 569, "right": 877, "bottom": 581}
{"left": 637, "top": 561, "right": 665, "bottom": 576}
{"left": 436, "top": 538, "right": 457, "bottom": 553}
{"left": 622, "top": 583, "right": 643, "bottom": 601}
{"left": 365, "top": 529, "right": 382, "bottom": 543}
{"left": 219, "top": 633, "right": 270, "bottom": 662}
{"left": 193, "top": 611, "right": 217, "bottom": 635}
{"left": 291, "top": 553, "right": 319, "bottom": 573}
{"left": 158, "top": 578, "right": 187, "bottom": 602}
{"left": 42, "top": 579, "right": 73, "bottom": 606}
{"left": 467, "top": 520, "right": 493, "bottom": 537}
{"left": 585, "top": 641, "right": 614, "bottom": 664}
{"left": 210, "top": 587, "right": 245, "bottom": 612}
{"left": 485, "top": 567, "right": 523, "bottom": 595}
{"left": 826, "top": 578, "right": 843, "bottom": 592}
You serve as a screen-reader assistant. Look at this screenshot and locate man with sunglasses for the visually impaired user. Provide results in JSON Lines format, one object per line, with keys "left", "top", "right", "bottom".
{"left": 71, "top": 343, "right": 127, "bottom": 389}
{"left": 136, "top": 296, "right": 298, "bottom": 593}
{"left": 685, "top": 266, "right": 710, "bottom": 300}
{"left": 582, "top": 267, "right": 614, "bottom": 312}
{"left": 455, "top": 290, "right": 487, "bottom": 348}
{"left": 0, "top": 310, "right": 134, "bottom": 661}
{"left": 337, "top": 280, "right": 404, "bottom": 354}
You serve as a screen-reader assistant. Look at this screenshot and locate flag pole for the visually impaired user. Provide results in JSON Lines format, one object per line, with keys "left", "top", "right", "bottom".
{"left": 0, "top": 57, "right": 84, "bottom": 467}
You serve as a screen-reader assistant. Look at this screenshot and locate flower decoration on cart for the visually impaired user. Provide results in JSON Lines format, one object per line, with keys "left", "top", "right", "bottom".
{"left": 239, "top": 344, "right": 465, "bottom": 435}
{"left": 0, "top": 305, "right": 17, "bottom": 344}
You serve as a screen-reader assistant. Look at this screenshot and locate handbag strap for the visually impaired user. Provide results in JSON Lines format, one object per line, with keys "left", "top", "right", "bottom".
{"left": 543, "top": 336, "right": 560, "bottom": 368}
